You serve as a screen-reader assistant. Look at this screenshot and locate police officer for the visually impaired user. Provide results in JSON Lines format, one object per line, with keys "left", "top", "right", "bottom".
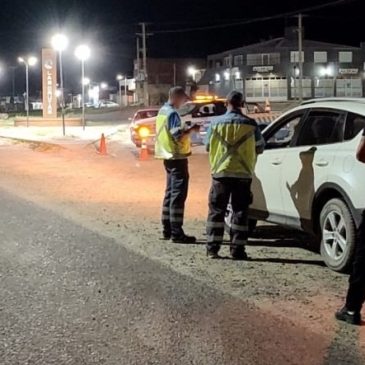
{"left": 336, "top": 130, "right": 365, "bottom": 325}
{"left": 155, "top": 87, "right": 199, "bottom": 243}
{"left": 205, "top": 91, "right": 265, "bottom": 259}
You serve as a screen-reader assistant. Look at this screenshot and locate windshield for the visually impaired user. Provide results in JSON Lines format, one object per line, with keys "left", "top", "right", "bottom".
{"left": 178, "top": 101, "right": 227, "bottom": 118}
{"left": 135, "top": 110, "right": 159, "bottom": 120}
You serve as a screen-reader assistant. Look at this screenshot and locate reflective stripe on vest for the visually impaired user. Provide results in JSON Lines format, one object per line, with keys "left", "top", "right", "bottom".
{"left": 154, "top": 105, "right": 191, "bottom": 160}
{"left": 209, "top": 122, "right": 257, "bottom": 178}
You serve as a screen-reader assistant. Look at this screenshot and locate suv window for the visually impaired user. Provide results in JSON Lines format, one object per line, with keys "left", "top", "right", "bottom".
{"left": 344, "top": 113, "right": 365, "bottom": 140}
{"left": 296, "top": 110, "right": 345, "bottom": 147}
{"left": 264, "top": 112, "right": 305, "bottom": 149}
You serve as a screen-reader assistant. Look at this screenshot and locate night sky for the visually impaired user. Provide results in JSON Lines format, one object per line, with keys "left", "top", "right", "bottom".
{"left": 0, "top": 0, "right": 362, "bottom": 96}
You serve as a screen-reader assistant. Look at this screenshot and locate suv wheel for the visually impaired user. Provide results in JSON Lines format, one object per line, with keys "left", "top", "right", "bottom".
{"left": 319, "top": 198, "right": 356, "bottom": 273}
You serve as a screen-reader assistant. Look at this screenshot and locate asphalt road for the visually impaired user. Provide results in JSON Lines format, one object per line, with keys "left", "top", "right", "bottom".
{"left": 0, "top": 187, "right": 361, "bottom": 365}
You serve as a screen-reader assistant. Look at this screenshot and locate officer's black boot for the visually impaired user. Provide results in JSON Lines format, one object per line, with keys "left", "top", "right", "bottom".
{"left": 206, "top": 244, "right": 220, "bottom": 259}
{"left": 335, "top": 306, "right": 361, "bottom": 325}
{"left": 230, "top": 245, "right": 248, "bottom": 261}
{"left": 172, "top": 235, "right": 196, "bottom": 244}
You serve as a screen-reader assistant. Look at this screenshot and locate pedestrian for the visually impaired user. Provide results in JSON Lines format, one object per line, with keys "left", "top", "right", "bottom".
{"left": 155, "top": 86, "right": 200, "bottom": 243}
{"left": 205, "top": 91, "right": 265, "bottom": 260}
{"left": 336, "top": 130, "right": 365, "bottom": 325}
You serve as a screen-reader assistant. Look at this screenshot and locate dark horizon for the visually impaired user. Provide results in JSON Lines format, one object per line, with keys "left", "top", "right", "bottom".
{"left": 0, "top": 0, "right": 362, "bottom": 96}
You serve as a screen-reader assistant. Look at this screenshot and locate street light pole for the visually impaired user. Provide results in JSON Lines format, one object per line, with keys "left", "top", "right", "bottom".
{"left": 59, "top": 51, "right": 66, "bottom": 136}
{"left": 25, "top": 63, "right": 29, "bottom": 127}
{"left": 51, "top": 33, "right": 69, "bottom": 136}
{"left": 297, "top": 13, "right": 304, "bottom": 102}
{"left": 18, "top": 56, "right": 37, "bottom": 128}
{"left": 81, "top": 59, "right": 86, "bottom": 130}
{"left": 75, "top": 44, "right": 91, "bottom": 131}
{"left": 124, "top": 77, "right": 128, "bottom": 106}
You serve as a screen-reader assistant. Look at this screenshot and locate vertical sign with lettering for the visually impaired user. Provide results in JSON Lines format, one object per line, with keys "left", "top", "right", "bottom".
{"left": 42, "top": 48, "right": 58, "bottom": 119}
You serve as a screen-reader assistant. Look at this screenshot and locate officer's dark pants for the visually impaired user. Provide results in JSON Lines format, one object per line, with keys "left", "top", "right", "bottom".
{"left": 207, "top": 177, "right": 252, "bottom": 253}
{"left": 346, "top": 211, "right": 365, "bottom": 312}
{"left": 161, "top": 159, "right": 189, "bottom": 239}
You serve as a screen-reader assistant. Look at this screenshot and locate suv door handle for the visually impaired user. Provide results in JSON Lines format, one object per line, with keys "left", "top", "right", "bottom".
{"left": 315, "top": 159, "right": 329, "bottom": 167}
{"left": 271, "top": 158, "right": 282, "bottom": 166}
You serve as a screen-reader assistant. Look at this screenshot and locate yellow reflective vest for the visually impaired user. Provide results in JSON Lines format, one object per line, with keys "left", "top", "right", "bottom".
{"left": 207, "top": 111, "right": 259, "bottom": 179}
{"left": 155, "top": 104, "right": 191, "bottom": 160}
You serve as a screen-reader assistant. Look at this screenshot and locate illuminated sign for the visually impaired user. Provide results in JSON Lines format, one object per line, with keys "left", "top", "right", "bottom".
{"left": 42, "top": 48, "right": 58, "bottom": 119}
{"left": 253, "top": 66, "right": 274, "bottom": 72}
{"left": 339, "top": 68, "right": 358, "bottom": 75}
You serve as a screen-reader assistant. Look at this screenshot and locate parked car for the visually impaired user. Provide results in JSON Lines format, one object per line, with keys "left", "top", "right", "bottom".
{"left": 97, "top": 100, "right": 120, "bottom": 108}
{"left": 129, "top": 97, "right": 277, "bottom": 147}
{"left": 226, "top": 98, "right": 365, "bottom": 272}
{"left": 130, "top": 108, "right": 159, "bottom": 147}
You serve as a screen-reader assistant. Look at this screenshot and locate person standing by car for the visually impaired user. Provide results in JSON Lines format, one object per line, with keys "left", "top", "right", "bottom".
{"left": 155, "top": 87, "right": 200, "bottom": 243}
{"left": 205, "top": 91, "right": 265, "bottom": 259}
{"left": 336, "top": 131, "right": 365, "bottom": 325}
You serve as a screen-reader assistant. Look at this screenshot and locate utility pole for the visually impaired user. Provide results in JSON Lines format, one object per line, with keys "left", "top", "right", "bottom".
{"left": 137, "top": 23, "right": 153, "bottom": 106}
{"left": 136, "top": 37, "right": 141, "bottom": 104}
{"left": 298, "top": 13, "right": 304, "bottom": 102}
{"left": 141, "top": 22, "right": 149, "bottom": 106}
{"left": 10, "top": 66, "right": 17, "bottom": 98}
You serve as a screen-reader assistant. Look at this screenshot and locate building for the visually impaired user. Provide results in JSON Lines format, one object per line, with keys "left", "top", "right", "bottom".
{"left": 134, "top": 58, "right": 206, "bottom": 105}
{"left": 199, "top": 27, "right": 365, "bottom": 101}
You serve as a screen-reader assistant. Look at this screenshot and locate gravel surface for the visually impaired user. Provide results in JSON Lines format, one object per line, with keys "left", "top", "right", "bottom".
{"left": 0, "top": 136, "right": 364, "bottom": 364}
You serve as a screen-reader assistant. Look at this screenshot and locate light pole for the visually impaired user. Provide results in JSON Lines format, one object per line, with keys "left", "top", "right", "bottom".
{"left": 117, "top": 74, "right": 128, "bottom": 108}
{"left": 51, "top": 33, "right": 68, "bottom": 136}
{"left": 117, "top": 74, "right": 123, "bottom": 108}
{"left": 75, "top": 45, "right": 91, "bottom": 130}
{"left": 18, "top": 56, "right": 37, "bottom": 128}
{"left": 187, "top": 66, "right": 198, "bottom": 82}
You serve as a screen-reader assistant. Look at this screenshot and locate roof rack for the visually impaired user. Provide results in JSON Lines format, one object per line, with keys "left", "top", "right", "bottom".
{"left": 301, "top": 98, "right": 365, "bottom": 105}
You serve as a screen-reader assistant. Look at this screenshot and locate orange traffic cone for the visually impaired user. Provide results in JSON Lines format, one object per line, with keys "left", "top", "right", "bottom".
{"left": 98, "top": 133, "right": 107, "bottom": 155}
{"left": 265, "top": 98, "right": 271, "bottom": 113}
{"left": 139, "top": 138, "right": 149, "bottom": 161}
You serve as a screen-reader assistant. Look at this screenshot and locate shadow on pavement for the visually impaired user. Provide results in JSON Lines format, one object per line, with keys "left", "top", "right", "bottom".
{"left": 248, "top": 257, "right": 325, "bottom": 267}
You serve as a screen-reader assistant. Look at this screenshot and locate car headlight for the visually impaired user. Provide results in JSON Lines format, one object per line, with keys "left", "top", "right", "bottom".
{"left": 138, "top": 127, "right": 150, "bottom": 139}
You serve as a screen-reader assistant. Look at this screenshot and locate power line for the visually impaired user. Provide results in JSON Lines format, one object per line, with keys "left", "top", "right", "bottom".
{"left": 152, "top": 0, "right": 359, "bottom": 34}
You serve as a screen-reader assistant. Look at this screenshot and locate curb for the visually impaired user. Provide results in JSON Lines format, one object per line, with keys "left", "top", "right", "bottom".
{"left": 0, "top": 135, "right": 66, "bottom": 150}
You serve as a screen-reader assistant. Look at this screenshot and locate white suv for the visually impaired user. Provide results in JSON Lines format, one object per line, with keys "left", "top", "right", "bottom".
{"left": 232, "top": 98, "right": 365, "bottom": 272}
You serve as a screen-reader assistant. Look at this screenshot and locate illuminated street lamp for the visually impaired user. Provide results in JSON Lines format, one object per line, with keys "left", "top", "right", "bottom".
{"left": 51, "top": 33, "right": 68, "bottom": 136}
{"left": 187, "top": 66, "right": 198, "bottom": 81}
{"left": 82, "top": 77, "right": 90, "bottom": 86}
{"left": 18, "top": 56, "right": 38, "bottom": 128}
{"left": 116, "top": 74, "right": 128, "bottom": 108}
{"left": 75, "top": 44, "right": 91, "bottom": 130}
{"left": 100, "top": 82, "right": 108, "bottom": 90}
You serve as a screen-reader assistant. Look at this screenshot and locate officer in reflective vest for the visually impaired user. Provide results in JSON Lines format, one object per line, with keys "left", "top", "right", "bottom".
{"left": 205, "top": 91, "right": 265, "bottom": 259}
{"left": 155, "top": 87, "right": 200, "bottom": 243}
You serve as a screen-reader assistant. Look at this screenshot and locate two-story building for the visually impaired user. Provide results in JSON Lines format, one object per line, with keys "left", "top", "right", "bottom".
{"left": 199, "top": 27, "right": 365, "bottom": 101}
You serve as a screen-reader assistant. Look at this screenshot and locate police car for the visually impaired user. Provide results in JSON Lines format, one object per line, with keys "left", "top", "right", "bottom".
{"left": 129, "top": 96, "right": 276, "bottom": 147}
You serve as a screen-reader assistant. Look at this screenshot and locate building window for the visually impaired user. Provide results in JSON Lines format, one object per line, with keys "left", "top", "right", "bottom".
{"left": 247, "top": 53, "right": 280, "bottom": 66}
{"left": 215, "top": 73, "right": 221, "bottom": 82}
{"left": 268, "top": 53, "right": 280, "bottom": 65}
{"left": 234, "top": 55, "right": 244, "bottom": 66}
{"left": 247, "top": 54, "right": 262, "bottom": 66}
{"left": 224, "top": 56, "right": 232, "bottom": 67}
{"left": 314, "top": 51, "right": 327, "bottom": 63}
{"left": 339, "top": 51, "right": 353, "bottom": 63}
{"left": 290, "top": 51, "right": 305, "bottom": 63}
{"left": 215, "top": 61, "right": 222, "bottom": 68}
